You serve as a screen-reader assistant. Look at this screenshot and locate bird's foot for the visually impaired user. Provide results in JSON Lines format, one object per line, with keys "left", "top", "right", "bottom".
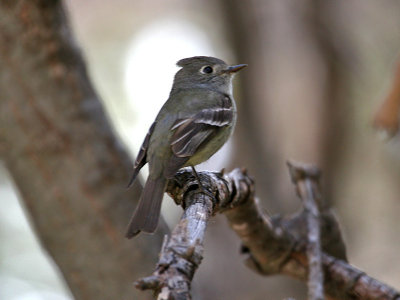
{"left": 190, "top": 166, "right": 215, "bottom": 200}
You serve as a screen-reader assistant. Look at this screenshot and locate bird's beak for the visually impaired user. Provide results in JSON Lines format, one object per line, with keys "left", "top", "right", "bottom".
{"left": 224, "top": 64, "right": 248, "bottom": 73}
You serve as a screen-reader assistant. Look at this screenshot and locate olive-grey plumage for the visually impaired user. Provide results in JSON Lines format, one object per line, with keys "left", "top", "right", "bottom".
{"left": 126, "top": 56, "right": 247, "bottom": 238}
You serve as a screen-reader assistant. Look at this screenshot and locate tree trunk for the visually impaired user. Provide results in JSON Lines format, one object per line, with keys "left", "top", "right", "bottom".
{"left": 0, "top": 1, "right": 166, "bottom": 299}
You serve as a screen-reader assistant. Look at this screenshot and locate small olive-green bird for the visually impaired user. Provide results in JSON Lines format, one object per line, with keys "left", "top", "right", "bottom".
{"left": 126, "top": 56, "right": 247, "bottom": 238}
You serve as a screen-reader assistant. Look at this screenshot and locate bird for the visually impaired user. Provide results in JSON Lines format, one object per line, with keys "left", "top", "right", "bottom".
{"left": 126, "top": 56, "right": 247, "bottom": 238}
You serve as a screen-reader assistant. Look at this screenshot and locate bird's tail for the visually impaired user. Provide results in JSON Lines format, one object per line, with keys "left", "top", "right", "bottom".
{"left": 125, "top": 176, "right": 167, "bottom": 238}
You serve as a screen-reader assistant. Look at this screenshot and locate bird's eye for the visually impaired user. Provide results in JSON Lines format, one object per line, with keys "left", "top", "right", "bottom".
{"left": 201, "top": 66, "right": 213, "bottom": 74}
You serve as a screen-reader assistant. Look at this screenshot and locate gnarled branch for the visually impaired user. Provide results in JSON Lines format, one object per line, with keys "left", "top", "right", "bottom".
{"left": 136, "top": 167, "right": 400, "bottom": 300}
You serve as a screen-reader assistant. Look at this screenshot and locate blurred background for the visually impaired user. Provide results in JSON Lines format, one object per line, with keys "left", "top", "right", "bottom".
{"left": 2, "top": 0, "right": 400, "bottom": 299}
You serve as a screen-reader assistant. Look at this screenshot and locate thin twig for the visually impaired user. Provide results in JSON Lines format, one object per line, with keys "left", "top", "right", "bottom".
{"left": 287, "top": 161, "right": 324, "bottom": 300}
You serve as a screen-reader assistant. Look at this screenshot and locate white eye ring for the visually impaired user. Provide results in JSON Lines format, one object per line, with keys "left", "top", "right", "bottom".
{"left": 201, "top": 66, "right": 213, "bottom": 74}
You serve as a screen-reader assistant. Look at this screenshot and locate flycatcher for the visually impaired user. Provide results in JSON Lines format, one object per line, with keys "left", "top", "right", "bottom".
{"left": 126, "top": 56, "right": 247, "bottom": 238}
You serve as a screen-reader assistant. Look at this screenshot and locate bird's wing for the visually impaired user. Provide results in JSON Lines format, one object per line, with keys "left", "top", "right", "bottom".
{"left": 127, "top": 122, "right": 156, "bottom": 188}
{"left": 163, "top": 94, "right": 234, "bottom": 178}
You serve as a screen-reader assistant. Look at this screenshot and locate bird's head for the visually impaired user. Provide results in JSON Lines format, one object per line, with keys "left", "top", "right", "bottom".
{"left": 172, "top": 56, "right": 247, "bottom": 95}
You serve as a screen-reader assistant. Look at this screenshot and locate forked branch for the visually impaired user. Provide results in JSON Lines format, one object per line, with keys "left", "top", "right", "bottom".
{"left": 135, "top": 166, "right": 400, "bottom": 300}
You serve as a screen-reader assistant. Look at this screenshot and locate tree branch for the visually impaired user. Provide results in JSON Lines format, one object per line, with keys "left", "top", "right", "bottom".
{"left": 135, "top": 190, "right": 212, "bottom": 300}
{"left": 135, "top": 169, "right": 252, "bottom": 299}
{"left": 137, "top": 167, "right": 400, "bottom": 299}
{"left": 225, "top": 166, "right": 399, "bottom": 300}
{"left": 287, "top": 161, "right": 324, "bottom": 300}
